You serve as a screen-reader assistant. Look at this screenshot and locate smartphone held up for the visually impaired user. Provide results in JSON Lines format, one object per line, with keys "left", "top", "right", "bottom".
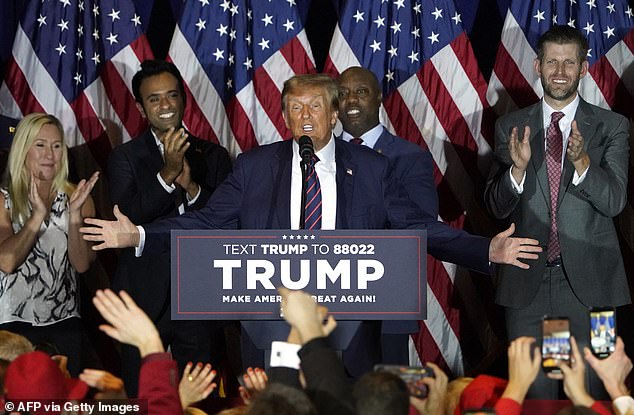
{"left": 590, "top": 307, "right": 616, "bottom": 359}
{"left": 374, "top": 364, "right": 435, "bottom": 398}
{"left": 541, "top": 317, "right": 571, "bottom": 374}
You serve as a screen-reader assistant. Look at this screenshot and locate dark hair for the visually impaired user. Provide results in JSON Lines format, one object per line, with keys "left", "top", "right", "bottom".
{"left": 536, "top": 25, "right": 589, "bottom": 63}
{"left": 281, "top": 74, "right": 339, "bottom": 112}
{"left": 246, "top": 383, "right": 318, "bottom": 415}
{"left": 131, "top": 59, "right": 186, "bottom": 106}
{"left": 555, "top": 405, "right": 600, "bottom": 415}
{"left": 353, "top": 371, "right": 410, "bottom": 415}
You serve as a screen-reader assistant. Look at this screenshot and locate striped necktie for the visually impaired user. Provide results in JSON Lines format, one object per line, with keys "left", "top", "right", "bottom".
{"left": 546, "top": 111, "right": 564, "bottom": 262}
{"left": 304, "top": 155, "right": 322, "bottom": 230}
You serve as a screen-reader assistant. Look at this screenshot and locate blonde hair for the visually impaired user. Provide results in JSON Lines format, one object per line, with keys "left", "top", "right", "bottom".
{"left": 5, "top": 113, "right": 72, "bottom": 224}
{"left": 0, "top": 330, "right": 34, "bottom": 361}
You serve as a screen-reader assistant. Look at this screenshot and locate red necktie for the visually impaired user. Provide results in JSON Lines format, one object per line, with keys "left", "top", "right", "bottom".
{"left": 350, "top": 137, "right": 364, "bottom": 145}
{"left": 546, "top": 111, "right": 564, "bottom": 262}
{"left": 304, "top": 155, "right": 322, "bottom": 230}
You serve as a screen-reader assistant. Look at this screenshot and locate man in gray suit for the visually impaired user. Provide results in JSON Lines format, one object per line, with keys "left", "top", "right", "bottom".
{"left": 485, "top": 25, "right": 630, "bottom": 399}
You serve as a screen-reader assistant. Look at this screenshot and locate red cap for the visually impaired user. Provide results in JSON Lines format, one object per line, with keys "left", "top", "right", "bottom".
{"left": 455, "top": 375, "right": 508, "bottom": 415}
{"left": 4, "top": 351, "right": 89, "bottom": 400}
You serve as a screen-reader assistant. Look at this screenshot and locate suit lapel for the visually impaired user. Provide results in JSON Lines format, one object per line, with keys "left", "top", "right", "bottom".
{"left": 271, "top": 140, "right": 293, "bottom": 228}
{"left": 141, "top": 130, "right": 165, "bottom": 173}
{"left": 335, "top": 139, "right": 356, "bottom": 229}
{"left": 372, "top": 129, "right": 394, "bottom": 156}
{"left": 527, "top": 105, "right": 551, "bottom": 206}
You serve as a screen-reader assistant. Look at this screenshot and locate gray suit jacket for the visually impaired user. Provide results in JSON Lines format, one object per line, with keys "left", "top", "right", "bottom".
{"left": 485, "top": 98, "right": 631, "bottom": 309}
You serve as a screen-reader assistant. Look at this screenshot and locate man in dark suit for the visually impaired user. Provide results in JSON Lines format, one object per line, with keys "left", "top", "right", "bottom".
{"left": 485, "top": 26, "right": 630, "bottom": 399}
{"left": 336, "top": 66, "right": 530, "bottom": 367}
{"left": 107, "top": 60, "right": 231, "bottom": 394}
{"left": 84, "top": 74, "right": 540, "bottom": 377}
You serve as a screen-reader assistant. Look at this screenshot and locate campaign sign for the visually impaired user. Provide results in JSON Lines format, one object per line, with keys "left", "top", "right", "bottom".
{"left": 171, "top": 229, "right": 426, "bottom": 320}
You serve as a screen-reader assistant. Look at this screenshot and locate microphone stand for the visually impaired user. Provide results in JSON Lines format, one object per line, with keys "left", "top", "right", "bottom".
{"left": 299, "top": 158, "right": 308, "bottom": 229}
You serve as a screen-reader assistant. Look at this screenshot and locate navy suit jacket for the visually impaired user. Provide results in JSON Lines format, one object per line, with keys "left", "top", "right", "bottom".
{"left": 108, "top": 129, "right": 231, "bottom": 320}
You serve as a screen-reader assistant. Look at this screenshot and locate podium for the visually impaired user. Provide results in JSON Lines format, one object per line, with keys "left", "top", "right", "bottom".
{"left": 171, "top": 229, "right": 426, "bottom": 366}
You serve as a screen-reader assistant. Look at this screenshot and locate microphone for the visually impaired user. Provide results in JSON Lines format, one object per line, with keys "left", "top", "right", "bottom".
{"left": 298, "top": 135, "right": 314, "bottom": 164}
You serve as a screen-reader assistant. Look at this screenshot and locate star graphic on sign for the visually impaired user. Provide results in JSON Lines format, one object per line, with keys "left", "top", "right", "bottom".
{"left": 283, "top": 19, "right": 295, "bottom": 31}
{"left": 452, "top": 12, "right": 462, "bottom": 25}
{"left": 195, "top": 18, "right": 206, "bottom": 31}
{"left": 74, "top": 73, "right": 82, "bottom": 85}
{"left": 603, "top": 26, "right": 615, "bottom": 38}
{"left": 217, "top": 23, "right": 228, "bottom": 36}
{"left": 106, "top": 32, "right": 118, "bottom": 45}
{"left": 37, "top": 14, "right": 47, "bottom": 27}
{"left": 606, "top": 2, "right": 615, "bottom": 13}
{"left": 431, "top": 7, "right": 443, "bottom": 20}
{"left": 262, "top": 13, "right": 273, "bottom": 26}
{"left": 108, "top": 9, "right": 120, "bottom": 21}
{"left": 374, "top": 16, "right": 385, "bottom": 28}
{"left": 259, "top": 38, "right": 270, "bottom": 50}
{"left": 387, "top": 45, "right": 398, "bottom": 58}
{"left": 427, "top": 31, "right": 439, "bottom": 44}
{"left": 303, "top": 235, "right": 309, "bottom": 240}
{"left": 408, "top": 50, "right": 419, "bottom": 63}
{"left": 391, "top": 21, "right": 402, "bottom": 33}
{"left": 282, "top": 235, "right": 288, "bottom": 240}
{"left": 583, "top": 22, "right": 594, "bottom": 34}
{"left": 533, "top": 9, "right": 545, "bottom": 22}
{"left": 289, "top": 235, "right": 295, "bottom": 240}
{"left": 369, "top": 40, "right": 381, "bottom": 52}
{"left": 58, "top": 19, "right": 69, "bottom": 31}
{"left": 213, "top": 48, "right": 224, "bottom": 61}
{"left": 55, "top": 43, "right": 66, "bottom": 55}
{"left": 586, "top": 0, "right": 596, "bottom": 9}
{"left": 353, "top": 10, "right": 364, "bottom": 22}
{"left": 131, "top": 14, "right": 141, "bottom": 26}
{"left": 385, "top": 70, "right": 395, "bottom": 82}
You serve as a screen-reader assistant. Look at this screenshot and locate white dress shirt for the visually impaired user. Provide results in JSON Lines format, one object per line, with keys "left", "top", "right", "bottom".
{"left": 340, "top": 123, "right": 383, "bottom": 149}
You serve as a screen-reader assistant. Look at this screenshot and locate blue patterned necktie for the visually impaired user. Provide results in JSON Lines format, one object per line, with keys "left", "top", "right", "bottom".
{"left": 304, "top": 155, "right": 322, "bottom": 230}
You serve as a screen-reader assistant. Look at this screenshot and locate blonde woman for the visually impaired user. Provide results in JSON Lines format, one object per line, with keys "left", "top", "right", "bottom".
{"left": 0, "top": 113, "right": 98, "bottom": 375}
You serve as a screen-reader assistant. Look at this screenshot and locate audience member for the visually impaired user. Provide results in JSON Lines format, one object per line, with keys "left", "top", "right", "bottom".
{"left": 245, "top": 383, "right": 317, "bottom": 415}
{"left": 584, "top": 336, "right": 633, "bottom": 415}
{"left": 92, "top": 289, "right": 182, "bottom": 415}
{"left": 485, "top": 24, "right": 630, "bottom": 399}
{"left": 179, "top": 361, "right": 217, "bottom": 411}
{"left": 353, "top": 371, "right": 410, "bottom": 415}
{"left": 454, "top": 375, "right": 507, "bottom": 415}
{"left": 444, "top": 377, "right": 474, "bottom": 415}
{"left": 0, "top": 113, "right": 98, "bottom": 375}
{"left": 0, "top": 330, "right": 34, "bottom": 361}
{"left": 239, "top": 367, "right": 269, "bottom": 406}
{"left": 108, "top": 59, "right": 231, "bottom": 395}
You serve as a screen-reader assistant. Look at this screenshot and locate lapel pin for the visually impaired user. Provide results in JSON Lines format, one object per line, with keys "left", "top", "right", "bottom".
{"left": 346, "top": 168, "right": 353, "bottom": 175}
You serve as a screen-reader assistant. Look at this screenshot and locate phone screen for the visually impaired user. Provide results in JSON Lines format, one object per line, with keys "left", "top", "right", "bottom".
{"left": 374, "top": 364, "right": 433, "bottom": 398}
{"left": 542, "top": 317, "right": 570, "bottom": 373}
{"left": 590, "top": 307, "right": 616, "bottom": 358}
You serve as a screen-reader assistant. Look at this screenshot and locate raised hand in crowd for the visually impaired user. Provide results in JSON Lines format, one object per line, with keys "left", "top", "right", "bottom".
{"left": 548, "top": 337, "right": 595, "bottom": 407}
{"left": 79, "top": 368, "right": 126, "bottom": 399}
{"left": 500, "top": 337, "right": 541, "bottom": 406}
{"left": 278, "top": 287, "right": 337, "bottom": 344}
{"left": 409, "top": 362, "right": 448, "bottom": 415}
{"left": 92, "top": 289, "right": 163, "bottom": 357}
{"left": 239, "top": 367, "right": 269, "bottom": 406}
{"left": 584, "top": 337, "right": 632, "bottom": 400}
{"left": 179, "top": 362, "right": 217, "bottom": 409}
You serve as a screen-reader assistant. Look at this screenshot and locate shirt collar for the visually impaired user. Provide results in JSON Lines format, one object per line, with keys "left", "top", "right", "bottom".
{"left": 542, "top": 95, "right": 579, "bottom": 125}
{"left": 292, "top": 134, "right": 336, "bottom": 164}
{"left": 341, "top": 123, "right": 383, "bottom": 149}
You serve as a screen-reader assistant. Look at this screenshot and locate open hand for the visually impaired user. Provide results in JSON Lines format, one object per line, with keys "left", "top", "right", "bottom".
{"left": 80, "top": 205, "right": 139, "bottom": 250}
{"left": 489, "top": 223, "right": 543, "bottom": 269}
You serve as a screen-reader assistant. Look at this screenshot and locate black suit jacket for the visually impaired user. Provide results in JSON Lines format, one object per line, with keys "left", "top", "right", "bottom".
{"left": 108, "top": 129, "right": 231, "bottom": 320}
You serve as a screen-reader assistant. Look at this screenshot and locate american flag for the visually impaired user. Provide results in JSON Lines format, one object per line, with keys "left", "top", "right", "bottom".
{"left": 324, "top": 0, "right": 494, "bottom": 376}
{"left": 166, "top": 0, "right": 316, "bottom": 156}
{"left": 487, "top": 0, "right": 634, "bottom": 116}
{"left": 0, "top": 0, "right": 153, "bottom": 168}
{"left": 486, "top": 0, "right": 634, "bottom": 322}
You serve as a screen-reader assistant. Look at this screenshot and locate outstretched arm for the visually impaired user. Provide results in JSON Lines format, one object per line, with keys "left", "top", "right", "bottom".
{"left": 489, "top": 223, "right": 542, "bottom": 270}
{"left": 81, "top": 205, "right": 140, "bottom": 251}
